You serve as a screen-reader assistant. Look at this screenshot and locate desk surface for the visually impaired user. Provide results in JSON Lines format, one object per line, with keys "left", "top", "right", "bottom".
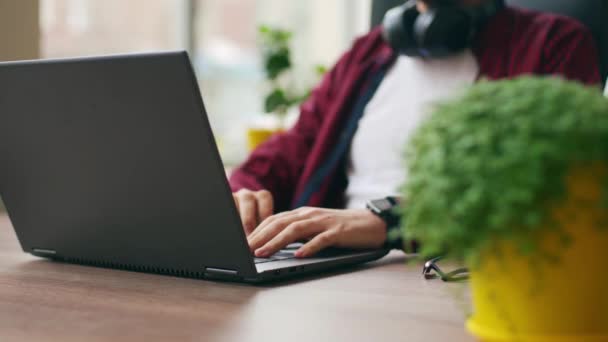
{"left": 0, "top": 214, "right": 472, "bottom": 342}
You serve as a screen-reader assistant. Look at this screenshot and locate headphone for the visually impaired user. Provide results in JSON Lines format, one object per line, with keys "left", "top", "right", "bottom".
{"left": 382, "top": 0, "right": 505, "bottom": 58}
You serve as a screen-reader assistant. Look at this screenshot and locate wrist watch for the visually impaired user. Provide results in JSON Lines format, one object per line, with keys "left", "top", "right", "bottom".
{"left": 366, "top": 197, "right": 404, "bottom": 250}
{"left": 365, "top": 196, "right": 401, "bottom": 230}
{"left": 366, "top": 197, "right": 414, "bottom": 251}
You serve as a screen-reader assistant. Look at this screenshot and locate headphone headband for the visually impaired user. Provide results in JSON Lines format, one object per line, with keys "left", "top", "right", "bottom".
{"left": 382, "top": 0, "right": 505, "bottom": 58}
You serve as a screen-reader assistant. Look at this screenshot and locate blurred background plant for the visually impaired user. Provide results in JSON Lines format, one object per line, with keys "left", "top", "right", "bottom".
{"left": 246, "top": 25, "right": 327, "bottom": 151}
{"left": 259, "top": 25, "right": 327, "bottom": 123}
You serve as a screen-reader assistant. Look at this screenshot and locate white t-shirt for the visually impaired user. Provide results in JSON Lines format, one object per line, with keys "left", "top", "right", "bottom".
{"left": 345, "top": 51, "right": 479, "bottom": 209}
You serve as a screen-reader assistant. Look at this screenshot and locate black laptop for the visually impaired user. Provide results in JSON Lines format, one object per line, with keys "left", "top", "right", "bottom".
{"left": 0, "top": 52, "right": 388, "bottom": 283}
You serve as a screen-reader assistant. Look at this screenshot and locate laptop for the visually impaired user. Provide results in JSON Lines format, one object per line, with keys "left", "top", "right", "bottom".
{"left": 0, "top": 52, "right": 389, "bottom": 283}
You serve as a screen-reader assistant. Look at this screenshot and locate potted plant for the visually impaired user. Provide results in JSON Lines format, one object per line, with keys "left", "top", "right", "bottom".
{"left": 402, "top": 76, "right": 608, "bottom": 341}
{"left": 248, "top": 25, "right": 326, "bottom": 151}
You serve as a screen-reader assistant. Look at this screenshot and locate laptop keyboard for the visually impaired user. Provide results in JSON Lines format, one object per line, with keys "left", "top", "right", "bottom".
{"left": 253, "top": 243, "right": 301, "bottom": 264}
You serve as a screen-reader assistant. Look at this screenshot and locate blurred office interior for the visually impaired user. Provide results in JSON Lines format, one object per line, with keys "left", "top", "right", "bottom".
{"left": 0, "top": 0, "right": 369, "bottom": 166}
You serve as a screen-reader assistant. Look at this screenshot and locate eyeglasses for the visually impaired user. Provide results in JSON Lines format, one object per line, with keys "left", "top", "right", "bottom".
{"left": 422, "top": 256, "right": 469, "bottom": 282}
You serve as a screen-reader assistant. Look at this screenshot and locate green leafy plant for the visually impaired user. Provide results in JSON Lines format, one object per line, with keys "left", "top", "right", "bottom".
{"left": 258, "top": 25, "right": 327, "bottom": 118}
{"left": 401, "top": 76, "right": 608, "bottom": 263}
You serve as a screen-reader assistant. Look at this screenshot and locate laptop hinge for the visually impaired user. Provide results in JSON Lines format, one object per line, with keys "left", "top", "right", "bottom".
{"left": 32, "top": 248, "right": 57, "bottom": 258}
{"left": 204, "top": 267, "right": 239, "bottom": 280}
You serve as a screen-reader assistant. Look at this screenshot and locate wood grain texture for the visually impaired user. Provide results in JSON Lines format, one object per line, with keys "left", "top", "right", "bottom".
{"left": 0, "top": 214, "right": 473, "bottom": 342}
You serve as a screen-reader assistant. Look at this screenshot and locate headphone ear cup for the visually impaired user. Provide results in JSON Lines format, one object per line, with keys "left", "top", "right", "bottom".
{"left": 382, "top": 1, "right": 420, "bottom": 54}
{"left": 413, "top": 7, "right": 474, "bottom": 57}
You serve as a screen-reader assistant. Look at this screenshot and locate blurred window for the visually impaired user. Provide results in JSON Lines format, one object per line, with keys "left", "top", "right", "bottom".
{"left": 40, "top": 0, "right": 370, "bottom": 165}
{"left": 41, "top": 0, "right": 183, "bottom": 57}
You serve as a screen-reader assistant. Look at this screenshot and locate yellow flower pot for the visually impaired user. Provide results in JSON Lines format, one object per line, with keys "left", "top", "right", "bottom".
{"left": 467, "top": 165, "right": 608, "bottom": 341}
{"left": 246, "top": 127, "right": 283, "bottom": 151}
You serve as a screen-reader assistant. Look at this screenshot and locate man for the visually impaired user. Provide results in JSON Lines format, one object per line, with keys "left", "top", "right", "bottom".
{"left": 230, "top": 0, "right": 601, "bottom": 259}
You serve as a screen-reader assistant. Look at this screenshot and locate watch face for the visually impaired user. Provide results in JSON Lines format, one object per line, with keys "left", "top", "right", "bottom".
{"left": 372, "top": 198, "right": 394, "bottom": 212}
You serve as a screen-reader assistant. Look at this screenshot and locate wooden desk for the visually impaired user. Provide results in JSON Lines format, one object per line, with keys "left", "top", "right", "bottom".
{"left": 0, "top": 214, "right": 472, "bottom": 342}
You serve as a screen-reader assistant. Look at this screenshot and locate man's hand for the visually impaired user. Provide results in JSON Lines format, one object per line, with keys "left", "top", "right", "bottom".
{"left": 247, "top": 207, "right": 388, "bottom": 258}
{"left": 233, "top": 189, "right": 274, "bottom": 236}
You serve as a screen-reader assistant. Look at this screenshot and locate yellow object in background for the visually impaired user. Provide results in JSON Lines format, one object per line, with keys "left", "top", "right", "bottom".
{"left": 467, "top": 165, "right": 608, "bottom": 341}
{"left": 246, "top": 127, "right": 283, "bottom": 151}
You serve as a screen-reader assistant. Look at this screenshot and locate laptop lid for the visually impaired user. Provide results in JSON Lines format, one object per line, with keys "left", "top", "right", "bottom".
{"left": 0, "top": 52, "right": 258, "bottom": 279}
